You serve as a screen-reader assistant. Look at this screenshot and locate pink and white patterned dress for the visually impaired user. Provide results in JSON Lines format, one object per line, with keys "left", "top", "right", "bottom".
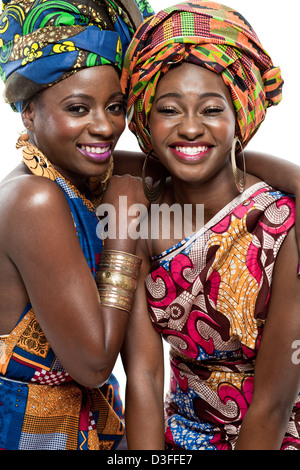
{"left": 145, "top": 182, "right": 300, "bottom": 450}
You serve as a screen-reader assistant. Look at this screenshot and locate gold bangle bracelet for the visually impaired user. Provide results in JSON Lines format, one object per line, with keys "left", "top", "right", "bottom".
{"left": 99, "top": 286, "right": 136, "bottom": 314}
{"left": 98, "top": 250, "right": 142, "bottom": 276}
{"left": 99, "top": 287, "right": 135, "bottom": 314}
{"left": 96, "top": 250, "right": 142, "bottom": 314}
{"left": 97, "top": 270, "right": 137, "bottom": 291}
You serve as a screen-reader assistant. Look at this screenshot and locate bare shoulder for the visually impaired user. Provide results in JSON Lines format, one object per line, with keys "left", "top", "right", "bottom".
{"left": 0, "top": 165, "right": 72, "bottom": 254}
{"left": 0, "top": 165, "right": 69, "bottom": 213}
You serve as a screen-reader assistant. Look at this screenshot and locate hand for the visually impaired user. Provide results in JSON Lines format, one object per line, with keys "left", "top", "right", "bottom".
{"left": 102, "top": 174, "right": 150, "bottom": 209}
{"left": 99, "top": 174, "right": 151, "bottom": 253}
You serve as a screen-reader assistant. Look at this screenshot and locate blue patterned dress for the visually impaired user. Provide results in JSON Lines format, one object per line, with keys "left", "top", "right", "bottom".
{"left": 0, "top": 139, "right": 124, "bottom": 450}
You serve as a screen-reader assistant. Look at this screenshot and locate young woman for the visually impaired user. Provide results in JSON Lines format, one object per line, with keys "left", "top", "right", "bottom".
{"left": 0, "top": 0, "right": 153, "bottom": 450}
{"left": 120, "top": 0, "right": 300, "bottom": 449}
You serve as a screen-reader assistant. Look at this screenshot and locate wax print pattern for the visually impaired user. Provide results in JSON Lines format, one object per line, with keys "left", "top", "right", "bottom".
{"left": 145, "top": 183, "right": 300, "bottom": 450}
{"left": 122, "top": 0, "right": 283, "bottom": 153}
{"left": 0, "top": 0, "right": 154, "bottom": 111}
{"left": 0, "top": 139, "right": 125, "bottom": 450}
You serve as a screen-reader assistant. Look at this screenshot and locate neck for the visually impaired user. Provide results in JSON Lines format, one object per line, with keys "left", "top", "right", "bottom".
{"left": 53, "top": 164, "right": 89, "bottom": 194}
{"left": 170, "top": 165, "right": 241, "bottom": 224}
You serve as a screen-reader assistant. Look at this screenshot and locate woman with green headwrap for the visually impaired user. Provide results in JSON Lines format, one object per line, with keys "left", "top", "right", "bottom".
{"left": 0, "top": 0, "right": 154, "bottom": 450}
{"left": 120, "top": 0, "right": 300, "bottom": 450}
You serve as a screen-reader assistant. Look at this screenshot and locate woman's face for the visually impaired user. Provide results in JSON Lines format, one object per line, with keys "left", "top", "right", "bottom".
{"left": 149, "top": 62, "right": 236, "bottom": 187}
{"left": 23, "top": 65, "right": 125, "bottom": 187}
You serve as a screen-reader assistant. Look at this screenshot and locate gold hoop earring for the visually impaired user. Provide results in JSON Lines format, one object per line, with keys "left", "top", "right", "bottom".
{"left": 142, "top": 151, "right": 167, "bottom": 202}
{"left": 231, "top": 136, "right": 246, "bottom": 193}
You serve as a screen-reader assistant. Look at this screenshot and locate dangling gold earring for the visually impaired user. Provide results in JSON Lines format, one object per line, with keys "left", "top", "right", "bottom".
{"left": 89, "top": 155, "right": 114, "bottom": 201}
{"left": 231, "top": 136, "right": 246, "bottom": 193}
{"left": 99, "top": 155, "right": 114, "bottom": 191}
{"left": 142, "top": 151, "right": 167, "bottom": 202}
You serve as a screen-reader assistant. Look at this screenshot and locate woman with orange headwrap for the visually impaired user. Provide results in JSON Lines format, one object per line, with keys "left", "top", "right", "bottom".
{"left": 120, "top": 0, "right": 300, "bottom": 450}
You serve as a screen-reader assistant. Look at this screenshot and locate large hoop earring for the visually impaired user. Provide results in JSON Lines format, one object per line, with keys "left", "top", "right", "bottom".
{"left": 142, "top": 151, "right": 167, "bottom": 202}
{"left": 231, "top": 136, "right": 246, "bottom": 193}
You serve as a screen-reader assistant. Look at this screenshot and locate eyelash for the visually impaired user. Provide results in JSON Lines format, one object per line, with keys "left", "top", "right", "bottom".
{"left": 107, "top": 101, "right": 126, "bottom": 113}
{"left": 67, "top": 104, "right": 88, "bottom": 114}
{"left": 204, "top": 106, "right": 224, "bottom": 114}
{"left": 158, "top": 105, "right": 224, "bottom": 115}
{"left": 158, "top": 106, "right": 178, "bottom": 114}
{"left": 66, "top": 100, "right": 126, "bottom": 115}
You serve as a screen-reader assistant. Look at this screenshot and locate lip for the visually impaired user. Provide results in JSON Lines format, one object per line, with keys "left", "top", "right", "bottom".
{"left": 77, "top": 142, "right": 112, "bottom": 162}
{"left": 170, "top": 142, "right": 213, "bottom": 162}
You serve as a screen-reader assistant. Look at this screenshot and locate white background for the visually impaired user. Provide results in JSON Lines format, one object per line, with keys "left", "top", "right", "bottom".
{"left": 0, "top": 0, "right": 299, "bottom": 400}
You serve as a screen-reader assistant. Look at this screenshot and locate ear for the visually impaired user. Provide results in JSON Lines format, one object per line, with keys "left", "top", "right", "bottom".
{"left": 21, "top": 100, "right": 36, "bottom": 131}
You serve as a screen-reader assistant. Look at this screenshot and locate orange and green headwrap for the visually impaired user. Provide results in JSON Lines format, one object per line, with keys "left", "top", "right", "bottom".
{"left": 0, "top": 0, "right": 154, "bottom": 112}
{"left": 121, "top": 0, "right": 283, "bottom": 153}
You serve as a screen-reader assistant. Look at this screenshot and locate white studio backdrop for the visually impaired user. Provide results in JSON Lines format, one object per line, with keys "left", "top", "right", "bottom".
{"left": 0, "top": 0, "right": 298, "bottom": 400}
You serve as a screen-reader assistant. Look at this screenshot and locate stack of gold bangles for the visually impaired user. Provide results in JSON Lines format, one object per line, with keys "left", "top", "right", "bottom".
{"left": 96, "top": 250, "right": 142, "bottom": 314}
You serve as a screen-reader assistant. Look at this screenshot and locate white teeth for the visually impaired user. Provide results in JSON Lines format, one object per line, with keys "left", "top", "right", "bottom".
{"left": 175, "top": 146, "right": 208, "bottom": 155}
{"left": 81, "top": 144, "right": 110, "bottom": 154}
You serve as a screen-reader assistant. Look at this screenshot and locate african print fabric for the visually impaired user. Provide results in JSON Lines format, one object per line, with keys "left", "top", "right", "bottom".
{"left": 145, "top": 182, "right": 300, "bottom": 450}
{"left": 121, "top": 0, "right": 283, "bottom": 153}
{"left": 0, "top": 0, "right": 154, "bottom": 112}
{"left": 0, "top": 138, "right": 125, "bottom": 450}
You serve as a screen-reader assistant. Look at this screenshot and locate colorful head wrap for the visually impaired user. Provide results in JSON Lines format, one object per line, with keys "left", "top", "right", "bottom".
{"left": 121, "top": 0, "right": 283, "bottom": 152}
{"left": 0, "top": 0, "right": 154, "bottom": 112}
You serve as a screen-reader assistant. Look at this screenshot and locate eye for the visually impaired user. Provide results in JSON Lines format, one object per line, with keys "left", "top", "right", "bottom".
{"left": 203, "top": 106, "right": 224, "bottom": 114}
{"left": 106, "top": 98, "right": 126, "bottom": 114}
{"left": 66, "top": 104, "right": 89, "bottom": 114}
{"left": 105, "top": 93, "right": 127, "bottom": 115}
{"left": 158, "top": 106, "right": 179, "bottom": 115}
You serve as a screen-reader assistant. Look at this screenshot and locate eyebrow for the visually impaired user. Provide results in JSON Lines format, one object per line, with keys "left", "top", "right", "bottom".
{"left": 156, "top": 91, "right": 227, "bottom": 103}
{"left": 60, "top": 91, "right": 125, "bottom": 104}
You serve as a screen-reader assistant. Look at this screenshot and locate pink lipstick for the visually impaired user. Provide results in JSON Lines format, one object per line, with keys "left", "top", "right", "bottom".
{"left": 170, "top": 142, "right": 212, "bottom": 162}
{"left": 77, "top": 143, "right": 112, "bottom": 162}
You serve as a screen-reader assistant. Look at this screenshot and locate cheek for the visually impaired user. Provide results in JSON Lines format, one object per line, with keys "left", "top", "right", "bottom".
{"left": 212, "top": 116, "right": 236, "bottom": 143}
{"left": 36, "top": 110, "right": 70, "bottom": 136}
{"left": 34, "top": 114, "right": 77, "bottom": 157}
{"left": 115, "top": 115, "right": 126, "bottom": 137}
{"left": 225, "top": 112, "right": 237, "bottom": 138}
{"left": 149, "top": 115, "right": 171, "bottom": 147}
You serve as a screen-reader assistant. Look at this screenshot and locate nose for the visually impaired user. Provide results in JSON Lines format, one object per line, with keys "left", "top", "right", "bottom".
{"left": 178, "top": 113, "right": 205, "bottom": 140}
{"left": 88, "top": 110, "right": 114, "bottom": 138}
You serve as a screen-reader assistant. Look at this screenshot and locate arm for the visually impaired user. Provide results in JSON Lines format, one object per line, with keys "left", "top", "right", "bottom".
{"left": 1, "top": 175, "right": 130, "bottom": 388}
{"left": 243, "top": 150, "right": 300, "bottom": 271}
{"left": 243, "top": 150, "right": 300, "bottom": 195}
{"left": 235, "top": 227, "right": 300, "bottom": 449}
{"left": 121, "top": 237, "right": 165, "bottom": 450}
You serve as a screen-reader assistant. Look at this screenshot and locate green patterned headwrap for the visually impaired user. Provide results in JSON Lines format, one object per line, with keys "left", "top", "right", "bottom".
{"left": 0, "top": 0, "right": 154, "bottom": 112}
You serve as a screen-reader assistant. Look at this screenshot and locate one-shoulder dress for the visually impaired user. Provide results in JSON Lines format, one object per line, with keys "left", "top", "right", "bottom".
{"left": 145, "top": 182, "right": 300, "bottom": 450}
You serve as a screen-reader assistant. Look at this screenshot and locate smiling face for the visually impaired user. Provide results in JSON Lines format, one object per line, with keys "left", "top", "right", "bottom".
{"left": 149, "top": 62, "right": 236, "bottom": 189}
{"left": 22, "top": 65, "right": 125, "bottom": 189}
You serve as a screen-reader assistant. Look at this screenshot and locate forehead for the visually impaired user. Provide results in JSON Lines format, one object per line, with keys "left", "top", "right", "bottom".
{"left": 155, "top": 62, "right": 233, "bottom": 102}
{"left": 38, "top": 65, "right": 122, "bottom": 103}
